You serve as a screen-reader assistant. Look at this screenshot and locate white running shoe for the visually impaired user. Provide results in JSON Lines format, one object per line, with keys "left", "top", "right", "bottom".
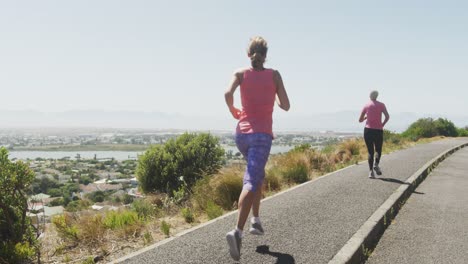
{"left": 226, "top": 229, "right": 242, "bottom": 261}
{"left": 368, "top": 171, "right": 375, "bottom": 179}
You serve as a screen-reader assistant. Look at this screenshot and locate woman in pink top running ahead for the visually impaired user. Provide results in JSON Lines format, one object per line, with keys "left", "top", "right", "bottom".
{"left": 359, "top": 90, "right": 390, "bottom": 179}
{"left": 224, "top": 36, "right": 290, "bottom": 261}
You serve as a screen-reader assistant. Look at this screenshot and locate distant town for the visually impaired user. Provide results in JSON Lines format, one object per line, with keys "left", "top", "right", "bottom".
{"left": 1, "top": 127, "right": 359, "bottom": 151}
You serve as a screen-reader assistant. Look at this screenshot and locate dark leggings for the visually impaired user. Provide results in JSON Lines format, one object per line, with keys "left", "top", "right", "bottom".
{"left": 364, "top": 128, "right": 383, "bottom": 170}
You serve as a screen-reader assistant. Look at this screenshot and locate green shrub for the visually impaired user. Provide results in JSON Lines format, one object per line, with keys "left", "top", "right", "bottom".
{"left": 82, "top": 256, "right": 95, "bottom": 264}
{"left": 0, "top": 242, "right": 37, "bottom": 264}
{"left": 52, "top": 214, "right": 80, "bottom": 242}
{"left": 65, "top": 199, "right": 91, "bottom": 212}
{"left": 458, "top": 128, "right": 468, "bottom": 137}
{"left": 181, "top": 207, "right": 195, "bottom": 223}
{"left": 103, "top": 210, "right": 139, "bottom": 229}
{"left": 192, "top": 176, "right": 214, "bottom": 210}
{"left": 281, "top": 160, "right": 309, "bottom": 184}
{"left": 401, "top": 117, "right": 459, "bottom": 140}
{"left": 132, "top": 199, "right": 156, "bottom": 220}
{"left": 211, "top": 172, "right": 243, "bottom": 210}
{"left": 206, "top": 200, "right": 224, "bottom": 220}
{"left": 86, "top": 191, "right": 106, "bottom": 203}
{"left": 339, "top": 139, "right": 361, "bottom": 156}
{"left": 136, "top": 133, "right": 225, "bottom": 195}
{"left": 434, "top": 118, "right": 458, "bottom": 137}
{"left": 49, "top": 197, "right": 65, "bottom": 206}
{"left": 171, "top": 183, "right": 188, "bottom": 205}
{"left": 264, "top": 171, "right": 281, "bottom": 192}
{"left": 0, "top": 148, "right": 38, "bottom": 263}
{"left": 78, "top": 214, "right": 105, "bottom": 245}
{"left": 160, "top": 220, "right": 171, "bottom": 237}
{"left": 123, "top": 194, "right": 134, "bottom": 204}
{"left": 143, "top": 231, "right": 153, "bottom": 245}
{"left": 289, "top": 143, "right": 311, "bottom": 153}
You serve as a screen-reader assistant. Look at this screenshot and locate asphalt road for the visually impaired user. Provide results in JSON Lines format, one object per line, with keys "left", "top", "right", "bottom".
{"left": 367, "top": 146, "right": 468, "bottom": 264}
{"left": 114, "top": 138, "right": 468, "bottom": 264}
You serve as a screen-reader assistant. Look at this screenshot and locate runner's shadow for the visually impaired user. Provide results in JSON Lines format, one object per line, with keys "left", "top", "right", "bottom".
{"left": 256, "top": 245, "right": 295, "bottom": 264}
{"left": 377, "top": 177, "right": 410, "bottom": 185}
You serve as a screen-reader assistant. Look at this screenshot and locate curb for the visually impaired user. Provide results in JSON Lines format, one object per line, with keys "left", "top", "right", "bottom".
{"left": 328, "top": 142, "right": 468, "bottom": 264}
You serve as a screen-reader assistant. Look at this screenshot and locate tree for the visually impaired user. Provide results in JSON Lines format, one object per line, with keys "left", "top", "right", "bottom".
{"left": 0, "top": 147, "right": 39, "bottom": 263}
{"left": 434, "top": 118, "right": 458, "bottom": 137}
{"left": 402, "top": 117, "right": 459, "bottom": 140}
{"left": 402, "top": 118, "right": 438, "bottom": 140}
{"left": 137, "top": 133, "right": 225, "bottom": 194}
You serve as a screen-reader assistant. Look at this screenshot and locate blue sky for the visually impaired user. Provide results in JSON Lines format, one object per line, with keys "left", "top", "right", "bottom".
{"left": 1, "top": 1, "right": 467, "bottom": 122}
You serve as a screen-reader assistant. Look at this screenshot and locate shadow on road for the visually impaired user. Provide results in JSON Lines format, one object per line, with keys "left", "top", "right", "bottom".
{"left": 377, "top": 177, "right": 410, "bottom": 185}
{"left": 256, "top": 245, "right": 295, "bottom": 264}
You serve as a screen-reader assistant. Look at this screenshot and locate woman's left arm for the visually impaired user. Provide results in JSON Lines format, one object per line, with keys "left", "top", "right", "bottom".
{"left": 274, "top": 70, "right": 290, "bottom": 111}
{"left": 382, "top": 107, "right": 390, "bottom": 127}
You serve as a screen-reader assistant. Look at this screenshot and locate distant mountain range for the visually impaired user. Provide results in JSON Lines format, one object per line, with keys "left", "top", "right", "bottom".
{"left": 0, "top": 110, "right": 466, "bottom": 133}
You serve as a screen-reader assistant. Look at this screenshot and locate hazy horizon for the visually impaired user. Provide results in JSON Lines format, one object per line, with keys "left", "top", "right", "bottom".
{"left": 1, "top": 109, "right": 466, "bottom": 133}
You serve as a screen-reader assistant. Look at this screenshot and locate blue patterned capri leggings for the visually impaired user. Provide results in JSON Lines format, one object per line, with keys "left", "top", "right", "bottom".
{"left": 235, "top": 133, "right": 273, "bottom": 192}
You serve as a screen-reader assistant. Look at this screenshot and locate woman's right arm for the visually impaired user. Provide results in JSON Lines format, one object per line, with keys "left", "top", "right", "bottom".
{"left": 224, "top": 71, "right": 242, "bottom": 119}
{"left": 273, "top": 70, "right": 290, "bottom": 111}
{"left": 359, "top": 111, "right": 367, "bottom": 123}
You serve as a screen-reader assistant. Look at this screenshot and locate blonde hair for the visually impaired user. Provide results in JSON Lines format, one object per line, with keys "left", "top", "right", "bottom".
{"left": 247, "top": 36, "right": 268, "bottom": 56}
{"left": 370, "top": 90, "right": 379, "bottom": 100}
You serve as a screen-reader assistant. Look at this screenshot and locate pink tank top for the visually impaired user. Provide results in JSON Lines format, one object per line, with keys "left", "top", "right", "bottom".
{"left": 236, "top": 68, "right": 276, "bottom": 136}
{"left": 362, "top": 100, "right": 387, "bottom": 130}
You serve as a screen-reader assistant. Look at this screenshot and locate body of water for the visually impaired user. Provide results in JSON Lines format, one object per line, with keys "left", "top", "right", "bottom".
{"left": 9, "top": 145, "right": 294, "bottom": 161}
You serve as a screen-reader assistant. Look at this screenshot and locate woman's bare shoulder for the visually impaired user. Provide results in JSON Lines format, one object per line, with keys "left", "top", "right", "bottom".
{"left": 233, "top": 67, "right": 250, "bottom": 76}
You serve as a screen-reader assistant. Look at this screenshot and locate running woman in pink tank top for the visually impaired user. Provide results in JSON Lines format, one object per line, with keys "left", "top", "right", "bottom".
{"left": 359, "top": 90, "right": 390, "bottom": 179}
{"left": 224, "top": 36, "right": 290, "bottom": 261}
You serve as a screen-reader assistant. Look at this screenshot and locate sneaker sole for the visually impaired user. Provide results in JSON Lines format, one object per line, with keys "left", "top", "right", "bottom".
{"left": 226, "top": 234, "right": 240, "bottom": 261}
{"left": 249, "top": 228, "right": 264, "bottom": 235}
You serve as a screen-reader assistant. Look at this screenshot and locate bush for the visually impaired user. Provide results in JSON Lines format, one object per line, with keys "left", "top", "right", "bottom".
{"left": 192, "top": 176, "right": 215, "bottom": 211}
{"left": 103, "top": 210, "right": 139, "bottom": 229}
{"left": 289, "top": 143, "right": 311, "bottom": 153}
{"left": 143, "top": 231, "right": 153, "bottom": 245}
{"left": 384, "top": 129, "right": 402, "bottom": 144}
{"left": 181, "top": 207, "right": 195, "bottom": 223}
{"left": 0, "top": 148, "right": 39, "bottom": 263}
{"left": 160, "top": 220, "right": 171, "bottom": 237}
{"left": 402, "top": 117, "right": 459, "bottom": 140}
{"left": 402, "top": 118, "right": 438, "bottom": 140}
{"left": 82, "top": 257, "right": 95, "bottom": 264}
{"left": 123, "top": 194, "right": 134, "bottom": 204}
{"left": 264, "top": 171, "right": 281, "bottom": 192}
{"left": 49, "top": 197, "right": 65, "bottom": 206}
{"left": 87, "top": 191, "right": 106, "bottom": 203}
{"left": 458, "top": 128, "right": 468, "bottom": 137}
{"left": 205, "top": 200, "right": 224, "bottom": 220}
{"left": 281, "top": 161, "right": 309, "bottom": 184}
{"left": 434, "top": 118, "right": 458, "bottom": 137}
{"left": 66, "top": 199, "right": 91, "bottom": 212}
{"left": 338, "top": 139, "right": 361, "bottom": 156}
{"left": 136, "top": 133, "right": 225, "bottom": 195}
{"left": 211, "top": 170, "right": 243, "bottom": 210}
{"left": 78, "top": 214, "right": 105, "bottom": 245}
{"left": 132, "top": 199, "right": 156, "bottom": 220}
{"left": 48, "top": 188, "right": 63, "bottom": 197}
{"left": 52, "top": 214, "right": 80, "bottom": 243}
